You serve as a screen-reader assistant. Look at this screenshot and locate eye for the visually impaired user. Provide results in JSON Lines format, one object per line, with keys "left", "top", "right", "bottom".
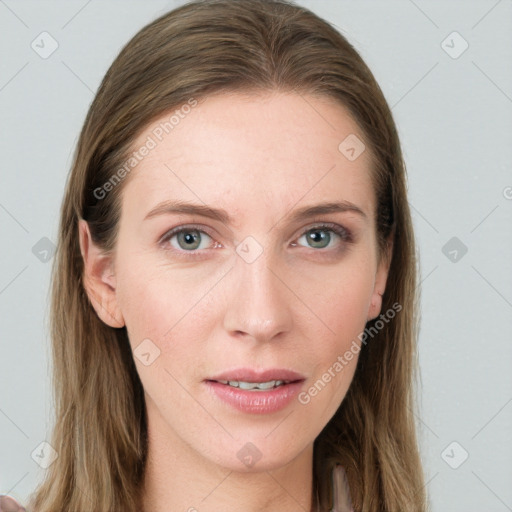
{"left": 159, "top": 222, "right": 353, "bottom": 258}
{"left": 295, "top": 223, "right": 352, "bottom": 250}
{"left": 160, "top": 226, "right": 218, "bottom": 254}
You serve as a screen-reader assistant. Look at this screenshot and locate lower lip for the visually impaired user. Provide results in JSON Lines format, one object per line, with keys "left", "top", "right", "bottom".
{"left": 204, "top": 380, "right": 304, "bottom": 414}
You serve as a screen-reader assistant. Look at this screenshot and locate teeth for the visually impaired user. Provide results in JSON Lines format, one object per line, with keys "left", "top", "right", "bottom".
{"left": 215, "top": 379, "right": 287, "bottom": 390}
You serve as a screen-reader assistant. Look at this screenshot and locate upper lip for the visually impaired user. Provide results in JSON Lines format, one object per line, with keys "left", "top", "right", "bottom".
{"left": 206, "top": 367, "right": 305, "bottom": 383}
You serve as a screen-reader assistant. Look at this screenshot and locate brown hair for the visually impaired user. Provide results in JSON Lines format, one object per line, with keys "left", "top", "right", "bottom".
{"left": 27, "top": 1, "right": 427, "bottom": 510}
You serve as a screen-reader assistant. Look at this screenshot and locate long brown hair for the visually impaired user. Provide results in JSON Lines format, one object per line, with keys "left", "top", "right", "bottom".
{"left": 27, "top": 1, "right": 427, "bottom": 510}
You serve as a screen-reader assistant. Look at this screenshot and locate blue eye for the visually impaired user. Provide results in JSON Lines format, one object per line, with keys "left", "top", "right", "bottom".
{"left": 162, "top": 227, "right": 214, "bottom": 252}
{"left": 296, "top": 224, "right": 351, "bottom": 250}
{"left": 160, "top": 222, "right": 352, "bottom": 258}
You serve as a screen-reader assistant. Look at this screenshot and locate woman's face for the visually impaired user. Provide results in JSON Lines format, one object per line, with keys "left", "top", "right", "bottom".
{"left": 81, "top": 91, "right": 389, "bottom": 472}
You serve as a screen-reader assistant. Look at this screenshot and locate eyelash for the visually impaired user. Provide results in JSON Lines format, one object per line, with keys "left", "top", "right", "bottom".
{"left": 159, "top": 222, "right": 353, "bottom": 259}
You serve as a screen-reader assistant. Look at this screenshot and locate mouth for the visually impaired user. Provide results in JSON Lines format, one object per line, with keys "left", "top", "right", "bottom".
{"left": 205, "top": 367, "right": 305, "bottom": 388}
{"left": 203, "top": 368, "right": 306, "bottom": 413}
{"left": 205, "top": 378, "right": 301, "bottom": 391}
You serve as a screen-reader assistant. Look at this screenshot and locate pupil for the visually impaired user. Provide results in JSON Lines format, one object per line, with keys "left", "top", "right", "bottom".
{"left": 180, "top": 231, "right": 200, "bottom": 249}
{"left": 308, "top": 229, "right": 330, "bottom": 248}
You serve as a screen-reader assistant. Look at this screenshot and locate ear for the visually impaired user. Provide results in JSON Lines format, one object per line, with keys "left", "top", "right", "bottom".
{"left": 367, "top": 239, "right": 393, "bottom": 321}
{"left": 78, "top": 219, "right": 125, "bottom": 328}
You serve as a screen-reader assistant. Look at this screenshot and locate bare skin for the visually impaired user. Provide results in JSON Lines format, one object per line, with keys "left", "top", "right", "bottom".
{"left": 0, "top": 495, "right": 25, "bottom": 512}
{"left": 79, "top": 91, "right": 390, "bottom": 512}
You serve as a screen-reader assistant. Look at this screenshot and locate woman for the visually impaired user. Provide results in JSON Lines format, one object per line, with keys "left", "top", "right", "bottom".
{"left": 4, "top": 0, "right": 427, "bottom": 510}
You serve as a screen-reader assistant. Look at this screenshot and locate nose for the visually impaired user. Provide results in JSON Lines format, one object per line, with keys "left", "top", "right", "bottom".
{"left": 222, "top": 248, "right": 293, "bottom": 344}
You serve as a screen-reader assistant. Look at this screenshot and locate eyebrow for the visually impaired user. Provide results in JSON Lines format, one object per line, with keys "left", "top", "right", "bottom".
{"left": 143, "top": 199, "right": 367, "bottom": 225}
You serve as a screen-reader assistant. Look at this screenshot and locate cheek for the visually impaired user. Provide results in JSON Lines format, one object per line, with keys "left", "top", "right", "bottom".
{"left": 297, "top": 258, "right": 374, "bottom": 404}
{"left": 305, "top": 258, "right": 375, "bottom": 340}
{"left": 115, "top": 253, "right": 218, "bottom": 364}
{"left": 116, "top": 266, "right": 168, "bottom": 344}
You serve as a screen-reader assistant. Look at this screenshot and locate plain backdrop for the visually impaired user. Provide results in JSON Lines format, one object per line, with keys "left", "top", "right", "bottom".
{"left": 1, "top": 1, "right": 511, "bottom": 510}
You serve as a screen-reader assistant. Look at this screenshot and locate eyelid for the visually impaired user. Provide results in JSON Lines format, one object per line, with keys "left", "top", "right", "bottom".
{"left": 159, "top": 221, "right": 353, "bottom": 256}
{"left": 296, "top": 221, "right": 352, "bottom": 243}
{"left": 159, "top": 223, "right": 215, "bottom": 243}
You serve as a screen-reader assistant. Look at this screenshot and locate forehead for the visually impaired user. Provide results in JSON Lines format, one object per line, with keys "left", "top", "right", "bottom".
{"left": 121, "top": 91, "right": 375, "bottom": 226}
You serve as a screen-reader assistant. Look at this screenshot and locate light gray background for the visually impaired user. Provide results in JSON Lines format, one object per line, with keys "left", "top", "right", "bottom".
{"left": 1, "top": 1, "right": 511, "bottom": 510}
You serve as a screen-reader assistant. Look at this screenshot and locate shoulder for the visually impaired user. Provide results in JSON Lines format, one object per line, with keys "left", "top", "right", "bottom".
{"left": 0, "top": 494, "right": 26, "bottom": 511}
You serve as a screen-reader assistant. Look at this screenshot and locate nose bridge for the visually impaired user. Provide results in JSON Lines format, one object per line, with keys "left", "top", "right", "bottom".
{"left": 223, "top": 241, "right": 293, "bottom": 342}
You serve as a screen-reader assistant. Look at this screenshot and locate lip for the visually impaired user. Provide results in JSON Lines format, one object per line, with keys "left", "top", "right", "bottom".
{"left": 204, "top": 367, "right": 306, "bottom": 414}
{"left": 206, "top": 367, "right": 305, "bottom": 383}
{"left": 204, "top": 380, "right": 304, "bottom": 414}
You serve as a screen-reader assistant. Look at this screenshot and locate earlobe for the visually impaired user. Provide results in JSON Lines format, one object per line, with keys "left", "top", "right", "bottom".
{"left": 367, "top": 291, "right": 384, "bottom": 321}
{"left": 78, "top": 219, "right": 125, "bottom": 328}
